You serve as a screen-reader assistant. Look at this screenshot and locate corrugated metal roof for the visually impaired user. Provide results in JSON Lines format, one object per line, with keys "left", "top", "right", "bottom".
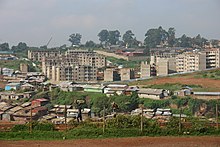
{"left": 138, "top": 88, "right": 164, "bottom": 95}
{"left": 193, "top": 92, "right": 220, "bottom": 96}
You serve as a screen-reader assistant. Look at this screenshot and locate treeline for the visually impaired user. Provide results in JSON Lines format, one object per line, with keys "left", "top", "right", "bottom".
{"left": 68, "top": 26, "right": 219, "bottom": 48}
{"left": 1, "top": 26, "right": 219, "bottom": 53}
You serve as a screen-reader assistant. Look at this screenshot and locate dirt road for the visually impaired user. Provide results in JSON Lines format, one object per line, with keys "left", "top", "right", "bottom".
{"left": 1, "top": 136, "right": 220, "bottom": 147}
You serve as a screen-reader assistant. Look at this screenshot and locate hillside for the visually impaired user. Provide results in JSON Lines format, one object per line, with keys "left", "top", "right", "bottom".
{"left": 0, "top": 60, "right": 40, "bottom": 72}
{"left": 131, "top": 68, "right": 220, "bottom": 92}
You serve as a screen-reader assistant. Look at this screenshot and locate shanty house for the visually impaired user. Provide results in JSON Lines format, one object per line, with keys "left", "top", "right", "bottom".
{"left": 137, "top": 88, "right": 168, "bottom": 100}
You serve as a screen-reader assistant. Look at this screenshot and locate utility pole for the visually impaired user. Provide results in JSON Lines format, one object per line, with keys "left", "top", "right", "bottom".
{"left": 141, "top": 106, "right": 143, "bottom": 134}
{"left": 103, "top": 106, "right": 105, "bottom": 134}
{"left": 179, "top": 107, "right": 182, "bottom": 133}
{"left": 29, "top": 106, "right": 33, "bottom": 134}
{"left": 216, "top": 104, "right": 219, "bottom": 130}
{"left": 64, "top": 104, "right": 67, "bottom": 132}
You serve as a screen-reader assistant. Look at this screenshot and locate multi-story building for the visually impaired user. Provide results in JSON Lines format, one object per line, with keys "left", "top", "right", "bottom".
{"left": 141, "top": 61, "right": 155, "bottom": 78}
{"left": 103, "top": 68, "right": 134, "bottom": 81}
{"left": 66, "top": 50, "right": 106, "bottom": 68}
{"left": 20, "top": 63, "right": 29, "bottom": 73}
{"left": 104, "top": 68, "right": 120, "bottom": 82}
{"left": 141, "top": 56, "right": 176, "bottom": 78}
{"left": 51, "top": 65, "right": 97, "bottom": 82}
{"left": 28, "top": 50, "right": 61, "bottom": 61}
{"left": 120, "top": 68, "right": 135, "bottom": 81}
{"left": 142, "top": 48, "right": 220, "bottom": 76}
{"left": 176, "top": 52, "right": 206, "bottom": 73}
{"left": 41, "top": 49, "right": 106, "bottom": 82}
{"left": 205, "top": 48, "right": 220, "bottom": 68}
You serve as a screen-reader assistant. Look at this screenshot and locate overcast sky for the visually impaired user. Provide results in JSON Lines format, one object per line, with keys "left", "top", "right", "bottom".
{"left": 0, "top": 0, "right": 219, "bottom": 47}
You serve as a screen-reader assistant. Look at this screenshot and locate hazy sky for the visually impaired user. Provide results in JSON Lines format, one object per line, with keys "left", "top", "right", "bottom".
{"left": 0, "top": 0, "right": 219, "bottom": 47}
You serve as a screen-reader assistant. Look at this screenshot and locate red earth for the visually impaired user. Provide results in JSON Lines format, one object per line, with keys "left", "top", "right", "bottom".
{"left": 1, "top": 136, "right": 220, "bottom": 147}
{"left": 135, "top": 76, "right": 220, "bottom": 91}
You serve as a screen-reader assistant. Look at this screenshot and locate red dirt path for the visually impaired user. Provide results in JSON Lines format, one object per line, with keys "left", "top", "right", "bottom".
{"left": 1, "top": 136, "right": 220, "bottom": 147}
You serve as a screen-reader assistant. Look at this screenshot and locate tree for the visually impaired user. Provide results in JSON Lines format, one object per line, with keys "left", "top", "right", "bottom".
{"left": 85, "top": 40, "right": 96, "bottom": 48}
{"left": 0, "top": 42, "right": 10, "bottom": 51}
{"left": 98, "top": 29, "right": 109, "bottom": 46}
{"left": 177, "top": 34, "right": 193, "bottom": 47}
{"left": 167, "top": 27, "right": 176, "bottom": 47}
{"left": 192, "top": 34, "right": 208, "bottom": 48}
{"left": 122, "top": 30, "right": 134, "bottom": 47}
{"left": 210, "top": 39, "right": 219, "bottom": 47}
{"left": 90, "top": 96, "right": 112, "bottom": 116}
{"left": 107, "top": 30, "right": 121, "bottom": 45}
{"left": 113, "top": 92, "right": 139, "bottom": 112}
{"left": 68, "top": 33, "right": 82, "bottom": 46}
{"left": 12, "top": 42, "right": 28, "bottom": 52}
{"left": 144, "top": 26, "right": 168, "bottom": 48}
{"left": 122, "top": 30, "right": 139, "bottom": 48}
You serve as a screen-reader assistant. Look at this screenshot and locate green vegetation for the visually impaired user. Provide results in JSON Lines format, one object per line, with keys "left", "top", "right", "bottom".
{"left": 141, "top": 96, "right": 220, "bottom": 117}
{"left": 46, "top": 89, "right": 139, "bottom": 116}
{"left": 194, "top": 69, "right": 220, "bottom": 80}
{"left": 0, "top": 60, "right": 40, "bottom": 72}
{"left": 11, "top": 122, "right": 55, "bottom": 132}
{"left": 143, "top": 83, "right": 203, "bottom": 91}
{"left": 106, "top": 56, "right": 143, "bottom": 68}
{"left": 0, "top": 116, "right": 219, "bottom": 140}
{"left": 46, "top": 89, "right": 220, "bottom": 118}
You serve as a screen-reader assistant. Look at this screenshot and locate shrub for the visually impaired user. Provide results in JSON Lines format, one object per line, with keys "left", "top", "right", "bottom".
{"left": 33, "top": 122, "right": 55, "bottom": 131}
{"left": 11, "top": 124, "right": 29, "bottom": 132}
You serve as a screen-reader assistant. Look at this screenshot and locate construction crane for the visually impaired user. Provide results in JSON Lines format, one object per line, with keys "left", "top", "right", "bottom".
{"left": 46, "top": 36, "right": 53, "bottom": 48}
{"left": 40, "top": 36, "right": 52, "bottom": 49}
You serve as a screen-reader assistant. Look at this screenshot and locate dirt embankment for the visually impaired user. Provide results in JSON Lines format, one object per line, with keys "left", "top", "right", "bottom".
{"left": 1, "top": 136, "right": 220, "bottom": 147}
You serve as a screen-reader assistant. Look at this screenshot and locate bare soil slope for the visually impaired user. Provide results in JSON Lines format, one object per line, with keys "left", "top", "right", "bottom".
{"left": 1, "top": 136, "right": 220, "bottom": 147}
{"left": 135, "top": 76, "right": 220, "bottom": 91}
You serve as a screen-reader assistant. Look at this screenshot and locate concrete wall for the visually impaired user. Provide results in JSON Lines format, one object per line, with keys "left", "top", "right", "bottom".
{"left": 141, "top": 61, "right": 151, "bottom": 78}
{"left": 156, "top": 58, "right": 168, "bottom": 76}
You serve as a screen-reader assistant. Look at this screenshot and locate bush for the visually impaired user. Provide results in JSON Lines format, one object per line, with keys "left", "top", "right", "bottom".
{"left": 33, "top": 122, "right": 55, "bottom": 131}
{"left": 11, "top": 124, "right": 29, "bottom": 132}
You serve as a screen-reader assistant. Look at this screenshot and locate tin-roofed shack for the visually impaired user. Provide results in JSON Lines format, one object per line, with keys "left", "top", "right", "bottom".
{"left": 137, "top": 88, "right": 168, "bottom": 100}
{"left": 31, "top": 98, "right": 49, "bottom": 107}
{"left": 193, "top": 92, "right": 220, "bottom": 100}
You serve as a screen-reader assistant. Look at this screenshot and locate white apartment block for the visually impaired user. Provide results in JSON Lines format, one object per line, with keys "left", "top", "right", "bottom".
{"left": 176, "top": 52, "right": 206, "bottom": 73}
{"left": 41, "top": 49, "right": 106, "bottom": 82}
{"left": 205, "top": 48, "right": 220, "bottom": 68}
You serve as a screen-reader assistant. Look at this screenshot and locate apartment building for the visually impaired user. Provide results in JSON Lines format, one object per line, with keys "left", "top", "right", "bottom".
{"left": 176, "top": 52, "right": 206, "bottom": 73}
{"left": 205, "top": 48, "right": 220, "bottom": 68}
{"left": 28, "top": 50, "right": 61, "bottom": 61}
{"left": 141, "top": 56, "right": 176, "bottom": 78}
{"left": 104, "top": 68, "right": 120, "bottom": 82}
{"left": 51, "top": 65, "right": 97, "bottom": 82}
{"left": 141, "top": 61, "right": 156, "bottom": 78}
{"left": 66, "top": 50, "right": 106, "bottom": 68}
{"left": 20, "top": 63, "right": 29, "bottom": 73}
{"left": 103, "top": 67, "right": 134, "bottom": 81}
{"left": 120, "top": 68, "right": 135, "bottom": 81}
{"left": 41, "top": 49, "right": 106, "bottom": 82}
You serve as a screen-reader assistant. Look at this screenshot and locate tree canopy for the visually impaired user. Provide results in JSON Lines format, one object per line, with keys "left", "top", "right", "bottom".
{"left": 0, "top": 42, "right": 10, "bottom": 51}
{"left": 122, "top": 30, "right": 139, "bottom": 48}
{"left": 11, "top": 42, "right": 28, "bottom": 52}
{"left": 68, "top": 33, "right": 82, "bottom": 46}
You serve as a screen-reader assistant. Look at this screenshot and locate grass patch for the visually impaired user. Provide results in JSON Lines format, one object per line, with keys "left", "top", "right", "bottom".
{"left": 106, "top": 56, "right": 142, "bottom": 68}
{"left": 194, "top": 69, "right": 220, "bottom": 80}
{"left": 0, "top": 60, "right": 40, "bottom": 72}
